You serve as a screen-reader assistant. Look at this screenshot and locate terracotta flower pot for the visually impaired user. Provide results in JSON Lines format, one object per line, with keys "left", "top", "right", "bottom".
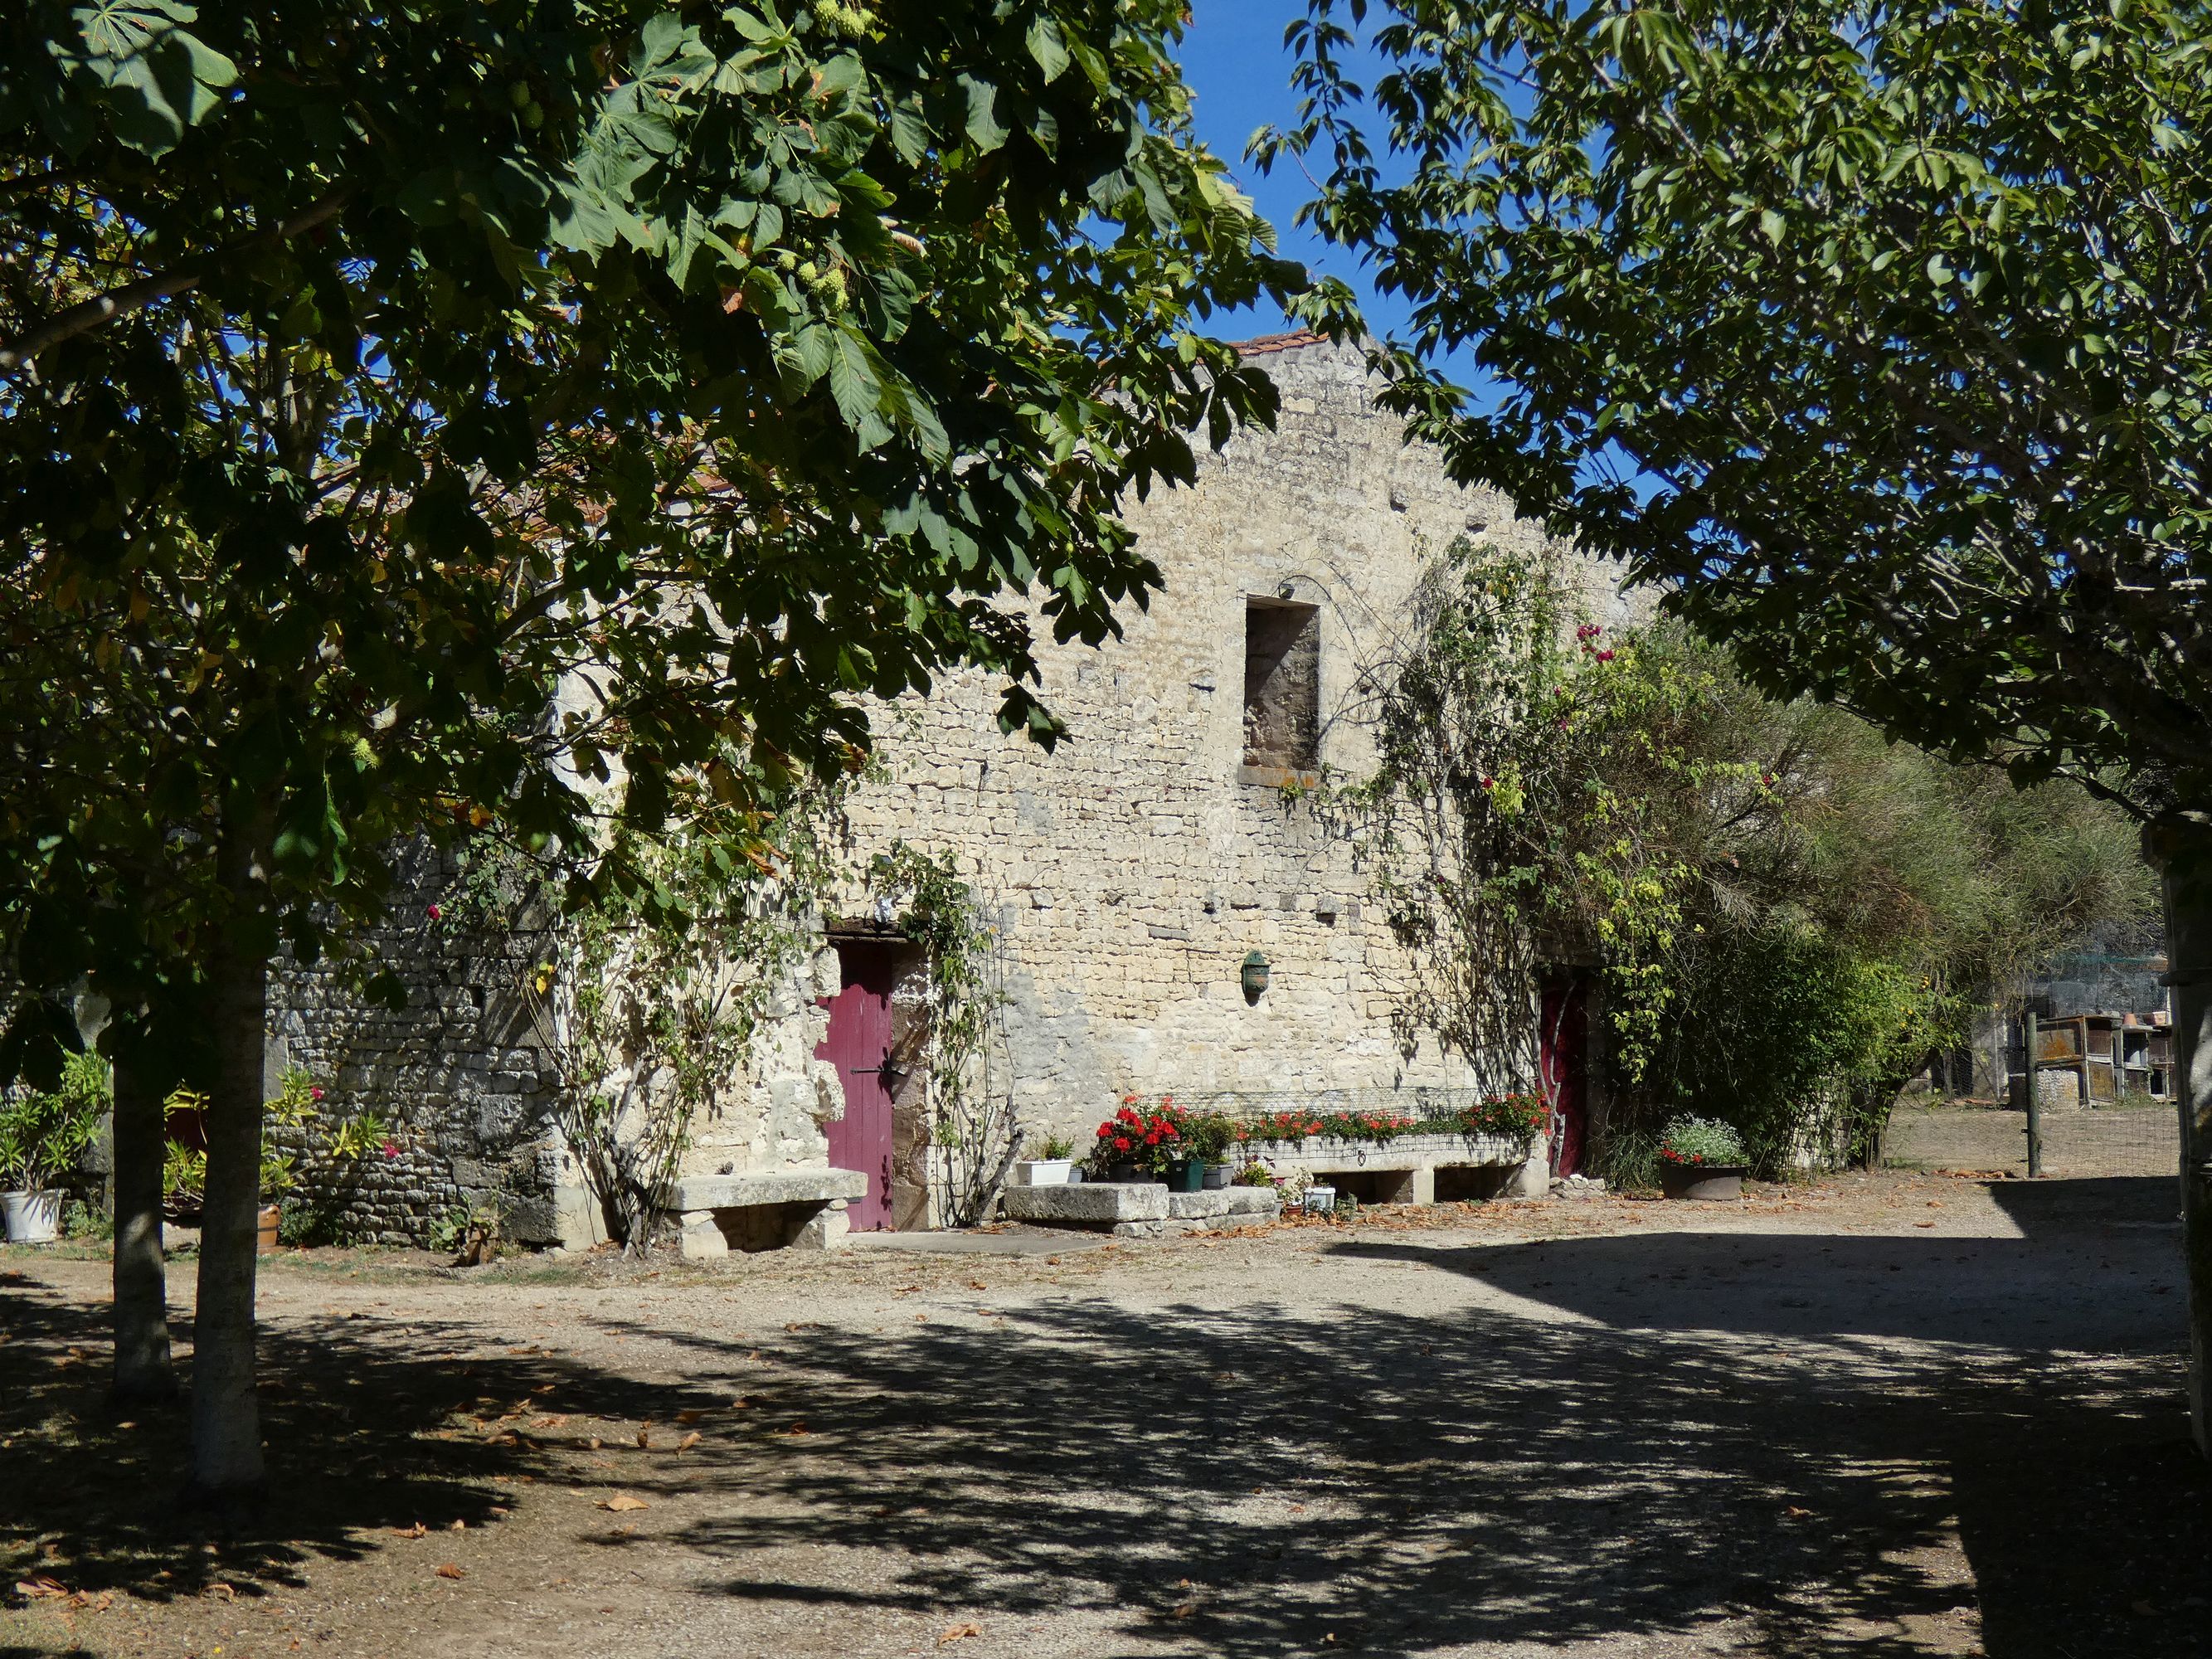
{"left": 1660, "top": 1164, "right": 1746, "bottom": 1201}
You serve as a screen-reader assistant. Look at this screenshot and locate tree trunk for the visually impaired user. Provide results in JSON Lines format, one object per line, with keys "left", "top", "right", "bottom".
{"left": 109, "top": 1025, "right": 173, "bottom": 1404}
{"left": 187, "top": 834, "right": 271, "bottom": 1502}
{"left": 2156, "top": 828, "right": 2212, "bottom": 1457}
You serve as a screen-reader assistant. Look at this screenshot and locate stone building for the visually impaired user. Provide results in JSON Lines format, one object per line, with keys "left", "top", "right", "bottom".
{"left": 266, "top": 332, "right": 1630, "bottom": 1249}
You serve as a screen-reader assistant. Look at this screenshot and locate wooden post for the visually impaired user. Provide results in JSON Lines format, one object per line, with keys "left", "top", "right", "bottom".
{"left": 2024, "top": 1010, "right": 2044, "bottom": 1178}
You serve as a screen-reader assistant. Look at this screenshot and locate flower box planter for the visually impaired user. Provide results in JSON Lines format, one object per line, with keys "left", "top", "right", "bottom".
{"left": 2, "top": 1190, "right": 62, "bottom": 1243}
{"left": 1660, "top": 1163, "right": 1747, "bottom": 1201}
{"left": 1011, "top": 1160, "right": 1075, "bottom": 1188}
{"left": 1201, "top": 1163, "right": 1231, "bottom": 1190}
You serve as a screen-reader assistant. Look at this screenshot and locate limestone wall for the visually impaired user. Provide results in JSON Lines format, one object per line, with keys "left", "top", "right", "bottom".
{"left": 257, "top": 333, "right": 1629, "bottom": 1242}
{"left": 834, "top": 333, "right": 1631, "bottom": 1152}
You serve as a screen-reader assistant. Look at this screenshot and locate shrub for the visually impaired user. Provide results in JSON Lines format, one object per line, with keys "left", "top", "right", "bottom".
{"left": 0, "top": 1052, "right": 109, "bottom": 1192}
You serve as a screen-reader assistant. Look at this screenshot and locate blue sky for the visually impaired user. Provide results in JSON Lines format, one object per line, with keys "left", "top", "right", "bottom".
{"left": 1176, "top": 0, "right": 1400, "bottom": 342}
{"left": 1176, "top": 2, "right": 1433, "bottom": 358}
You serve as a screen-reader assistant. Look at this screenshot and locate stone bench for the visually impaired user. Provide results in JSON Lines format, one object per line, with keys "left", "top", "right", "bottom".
{"left": 672, "top": 1169, "right": 868, "bottom": 1258}
{"left": 1233, "top": 1132, "right": 1545, "bottom": 1203}
{"left": 1002, "top": 1181, "right": 1282, "bottom": 1238}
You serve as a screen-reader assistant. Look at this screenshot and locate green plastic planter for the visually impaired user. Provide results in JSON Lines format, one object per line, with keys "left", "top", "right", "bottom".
{"left": 1167, "top": 1160, "right": 1207, "bottom": 1193}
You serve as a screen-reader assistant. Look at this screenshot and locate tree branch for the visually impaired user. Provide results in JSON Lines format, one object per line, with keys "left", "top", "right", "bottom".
{"left": 0, "top": 187, "right": 353, "bottom": 375}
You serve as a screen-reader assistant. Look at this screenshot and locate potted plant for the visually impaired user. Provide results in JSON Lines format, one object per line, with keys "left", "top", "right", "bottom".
{"left": 0, "top": 1053, "right": 109, "bottom": 1244}
{"left": 1181, "top": 1111, "right": 1235, "bottom": 1190}
{"left": 1658, "top": 1116, "right": 1749, "bottom": 1199}
{"left": 1014, "top": 1132, "right": 1077, "bottom": 1188}
{"left": 257, "top": 1068, "right": 324, "bottom": 1253}
{"left": 1090, "top": 1096, "right": 1182, "bottom": 1183}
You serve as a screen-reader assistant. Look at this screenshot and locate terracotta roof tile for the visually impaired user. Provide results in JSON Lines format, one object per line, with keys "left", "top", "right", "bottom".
{"left": 1233, "top": 328, "right": 1329, "bottom": 357}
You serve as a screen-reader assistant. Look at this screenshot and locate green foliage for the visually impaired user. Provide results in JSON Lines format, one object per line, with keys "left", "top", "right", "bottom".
{"left": 1034, "top": 1133, "right": 1075, "bottom": 1162}
{"left": 1660, "top": 1117, "right": 1748, "bottom": 1168}
{"left": 869, "top": 843, "right": 1014, "bottom": 1224}
{"left": 1265, "top": 0, "right": 2212, "bottom": 825}
{"left": 0, "top": 1049, "right": 109, "bottom": 1190}
{"left": 1355, "top": 546, "right": 2153, "bottom": 1179}
{"left": 0, "top": 0, "right": 1344, "bottom": 1039}
{"left": 275, "top": 1198, "right": 357, "bottom": 1249}
{"left": 61, "top": 1197, "right": 111, "bottom": 1241}
{"left": 514, "top": 785, "right": 849, "bottom": 1251}
{"left": 1352, "top": 540, "right": 1752, "bottom": 1090}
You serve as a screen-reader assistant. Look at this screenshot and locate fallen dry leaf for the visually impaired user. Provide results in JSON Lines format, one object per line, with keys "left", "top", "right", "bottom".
{"left": 392, "top": 1522, "right": 428, "bottom": 1539}
{"left": 597, "top": 1494, "right": 649, "bottom": 1513}
{"left": 674, "top": 1408, "right": 705, "bottom": 1425}
{"left": 14, "top": 1576, "right": 69, "bottom": 1601}
{"left": 207, "top": 1582, "right": 236, "bottom": 1601}
{"left": 939, "top": 1623, "right": 982, "bottom": 1644}
{"left": 634, "top": 1424, "right": 652, "bottom": 1449}
{"left": 675, "top": 1432, "right": 702, "bottom": 1454}
{"left": 783, "top": 1422, "right": 810, "bottom": 1437}
{"left": 435, "top": 1564, "right": 466, "bottom": 1580}
{"left": 450, "top": 1519, "right": 467, "bottom": 1532}
{"left": 967, "top": 1280, "right": 988, "bottom": 1291}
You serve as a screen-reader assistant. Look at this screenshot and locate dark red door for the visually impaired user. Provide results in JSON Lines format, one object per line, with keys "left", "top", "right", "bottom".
{"left": 1540, "top": 976, "right": 1589, "bottom": 1179}
{"left": 819, "top": 944, "right": 899, "bottom": 1230}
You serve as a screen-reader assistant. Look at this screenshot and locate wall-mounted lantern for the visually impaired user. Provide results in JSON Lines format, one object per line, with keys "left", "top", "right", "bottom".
{"left": 1241, "top": 951, "right": 1271, "bottom": 1005}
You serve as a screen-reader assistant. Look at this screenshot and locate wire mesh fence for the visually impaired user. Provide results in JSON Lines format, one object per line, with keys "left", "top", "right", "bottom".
{"left": 1167, "top": 1086, "right": 1497, "bottom": 1124}
{"left": 1884, "top": 1100, "right": 2180, "bottom": 1180}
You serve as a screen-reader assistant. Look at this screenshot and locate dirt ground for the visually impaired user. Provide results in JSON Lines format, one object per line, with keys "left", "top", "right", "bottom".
{"left": 2, "top": 1170, "right": 2205, "bottom": 1659}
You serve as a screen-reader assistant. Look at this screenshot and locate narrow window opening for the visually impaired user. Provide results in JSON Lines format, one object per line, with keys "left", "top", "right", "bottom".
{"left": 1242, "top": 597, "right": 1320, "bottom": 771}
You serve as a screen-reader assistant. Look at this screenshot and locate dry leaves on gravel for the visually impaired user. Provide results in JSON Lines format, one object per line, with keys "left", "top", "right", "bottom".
{"left": 435, "top": 1564, "right": 466, "bottom": 1580}
{"left": 598, "top": 1494, "right": 649, "bottom": 1512}
{"left": 939, "top": 1623, "right": 982, "bottom": 1644}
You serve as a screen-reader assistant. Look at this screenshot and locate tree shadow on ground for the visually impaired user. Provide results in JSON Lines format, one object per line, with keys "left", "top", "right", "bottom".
{"left": 2, "top": 1178, "right": 2200, "bottom": 1659}
{"left": 0, "top": 1278, "right": 722, "bottom": 1608}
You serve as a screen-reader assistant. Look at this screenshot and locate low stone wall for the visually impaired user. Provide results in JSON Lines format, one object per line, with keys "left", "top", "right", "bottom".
{"left": 1002, "top": 1181, "right": 1281, "bottom": 1237}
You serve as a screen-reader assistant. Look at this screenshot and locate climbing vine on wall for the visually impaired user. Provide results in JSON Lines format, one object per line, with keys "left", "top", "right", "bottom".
{"left": 460, "top": 781, "right": 849, "bottom": 1252}
{"left": 864, "top": 843, "right": 1014, "bottom": 1227}
{"left": 1349, "top": 538, "right": 1741, "bottom": 1095}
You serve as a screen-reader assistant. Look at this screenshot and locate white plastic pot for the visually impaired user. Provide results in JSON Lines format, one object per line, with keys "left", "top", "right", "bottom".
{"left": 1012, "top": 1160, "right": 1074, "bottom": 1187}
{"left": 2, "top": 1190, "right": 63, "bottom": 1243}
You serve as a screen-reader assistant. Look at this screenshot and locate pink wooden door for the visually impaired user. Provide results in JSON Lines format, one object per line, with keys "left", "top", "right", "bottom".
{"left": 1540, "top": 976, "right": 1589, "bottom": 1179}
{"left": 818, "top": 946, "right": 898, "bottom": 1230}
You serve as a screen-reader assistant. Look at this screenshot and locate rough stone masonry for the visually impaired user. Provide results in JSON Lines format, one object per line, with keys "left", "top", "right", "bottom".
{"left": 262, "top": 333, "right": 1633, "bottom": 1246}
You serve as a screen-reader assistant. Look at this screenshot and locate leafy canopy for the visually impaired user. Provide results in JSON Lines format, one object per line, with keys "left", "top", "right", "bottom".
{"left": 0, "top": 0, "right": 1337, "bottom": 1008}
{"left": 1262, "top": 0, "right": 2212, "bottom": 823}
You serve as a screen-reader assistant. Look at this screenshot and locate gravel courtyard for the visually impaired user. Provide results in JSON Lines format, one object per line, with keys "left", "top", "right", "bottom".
{"left": 2, "top": 1171, "right": 2205, "bottom": 1659}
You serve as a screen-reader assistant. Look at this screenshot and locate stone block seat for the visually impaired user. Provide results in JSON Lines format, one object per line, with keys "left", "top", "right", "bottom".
{"left": 673, "top": 1169, "right": 867, "bottom": 1258}
{"left": 1237, "top": 1132, "right": 1544, "bottom": 1204}
{"left": 1002, "top": 1181, "right": 1281, "bottom": 1238}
